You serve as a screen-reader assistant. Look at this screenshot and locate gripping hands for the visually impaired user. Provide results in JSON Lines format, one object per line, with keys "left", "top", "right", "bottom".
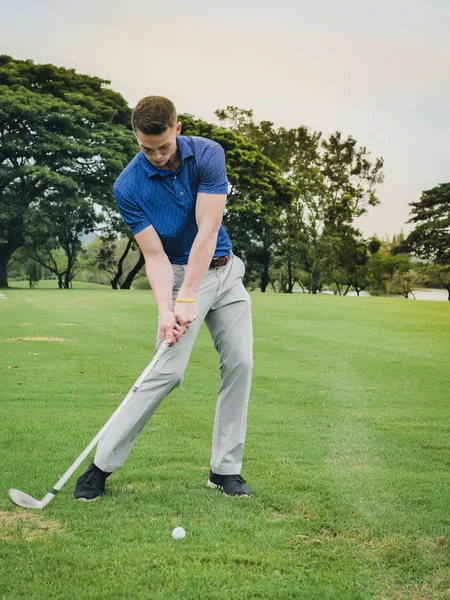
{"left": 159, "top": 301, "right": 198, "bottom": 346}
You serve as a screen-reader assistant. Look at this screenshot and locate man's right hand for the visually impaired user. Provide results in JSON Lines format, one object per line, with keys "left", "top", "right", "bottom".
{"left": 158, "top": 309, "right": 186, "bottom": 346}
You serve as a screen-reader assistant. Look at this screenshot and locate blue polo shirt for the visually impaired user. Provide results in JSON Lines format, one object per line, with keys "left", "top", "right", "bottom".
{"left": 113, "top": 136, "right": 232, "bottom": 264}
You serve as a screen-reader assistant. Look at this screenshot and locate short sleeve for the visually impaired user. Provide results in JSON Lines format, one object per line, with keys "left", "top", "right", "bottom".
{"left": 197, "top": 143, "right": 229, "bottom": 194}
{"left": 114, "top": 184, "right": 151, "bottom": 235}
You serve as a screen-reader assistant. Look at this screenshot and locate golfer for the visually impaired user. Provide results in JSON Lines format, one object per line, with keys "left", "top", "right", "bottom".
{"left": 74, "top": 96, "right": 253, "bottom": 500}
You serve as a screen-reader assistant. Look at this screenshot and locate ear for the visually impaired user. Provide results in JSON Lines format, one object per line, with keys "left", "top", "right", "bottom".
{"left": 176, "top": 121, "right": 182, "bottom": 136}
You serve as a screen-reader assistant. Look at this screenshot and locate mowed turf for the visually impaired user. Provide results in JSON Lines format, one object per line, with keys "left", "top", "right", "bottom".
{"left": 0, "top": 284, "right": 449, "bottom": 599}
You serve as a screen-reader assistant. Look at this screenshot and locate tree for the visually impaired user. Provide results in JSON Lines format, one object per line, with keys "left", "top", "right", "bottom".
{"left": 216, "top": 108, "right": 318, "bottom": 292}
{"left": 328, "top": 231, "right": 381, "bottom": 296}
{"left": 365, "top": 239, "right": 399, "bottom": 296}
{"left": 7, "top": 246, "right": 43, "bottom": 287}
{"left": 309, "top": 132, "right": 384, "bottom": 293}
{"left": 215, "top": 107, "right": 384, "bottom": 293}
{"left": 180, "top": 113, "right": 295, "bottom": 291}
{"left": 401, "top": 183, "right": 450, "bottom": 299}
{"left": 418, "top": 263, "right": 450, "bottom": 301}
{"left": 321, "top": 133, "right": 384, "bottom": 228}
{"left": 389, "top": 270, "right": 421, "bottom": 299}
{"left": 0, "top": 55, "right": 135, "bottom": 288}
{"left": 82, "top": 236, "right": 118, "bottom": 285}
{"left": 404, "top": 183, "right": 450, "bottom": 264}
{"left": 24, "top": 196, "right": 101, "bottom": 288}
{"left": 77, "top": 235, "right": 147, "bottom": 290}
{"left": 367, "top": 236, "right": 420, "bottom": 299}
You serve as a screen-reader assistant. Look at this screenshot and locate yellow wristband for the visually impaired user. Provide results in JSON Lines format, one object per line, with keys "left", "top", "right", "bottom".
{"left": 175, "top": 297, "right": 197, "bottom": 303}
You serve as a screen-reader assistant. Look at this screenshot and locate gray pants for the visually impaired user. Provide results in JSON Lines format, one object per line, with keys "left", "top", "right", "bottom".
{"left": 95, "top": 255, "right": 253, "bottom": 476}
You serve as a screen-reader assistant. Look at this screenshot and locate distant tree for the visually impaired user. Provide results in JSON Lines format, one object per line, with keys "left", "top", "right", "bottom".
{"left": 321, "top": 132, "right": 384, "bottom": 228}
{"left": 418, "top": 263, "right": 450, "bottom": 300}
{"left": 215, "top": 107, "right": 384, "bottom": 293}
{"left": 389, "top": 270, "right": 422, "bottom": 299}
{"left": 365, "top": 242, "right": 394, "bottom": 296}
{"left": 399, "top": 183, "right": 450, "bottom": 300}
{"left": 282, "top": 128, "right": 327, "bottom": 294}
{"left": 23, "top": 247, "right": 70, "bottom": 289}
{"left": 25, "top": 262, "right": 41, "bottom": 288}
{"left": 23, "top": 196, "right": 101, "bottom": 288}
{"left": 215, "top": 107, "right": 302, "bottom": 291}
{"left": 80, "top": 236, "right": 145, "bottom": 289}
{"left": 329, "top": 232, "right": 381, "bottom": 296}
{"left": 7, "top": 246, "right": 43, "bottom": 287}
{"left": 374, "top": 233, "right": 420, "bottom": 299}
{"left": 215, "top": 107, "right": 296, "bottom": 170}
{"left": 0, "top": 55, "right": 135, "bottom": 288}
{"left": 83, "top": 236, "right": 118, "bottom": 284}
{"left": 402, "top": 183, "right": 450, "bottom": 265}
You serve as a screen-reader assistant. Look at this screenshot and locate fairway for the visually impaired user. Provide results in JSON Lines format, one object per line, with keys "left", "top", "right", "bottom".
{"left": 1, "top": 286, "right": 449, "bottom": 599}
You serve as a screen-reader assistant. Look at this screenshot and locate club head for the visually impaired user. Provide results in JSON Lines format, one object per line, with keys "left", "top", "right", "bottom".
{"left": 9, "top": 489, "right": 44, "bottom": 510}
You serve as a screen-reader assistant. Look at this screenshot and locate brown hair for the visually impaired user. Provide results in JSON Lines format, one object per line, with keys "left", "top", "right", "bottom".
{"left": 132, "top": 96, "right": 177, "bottom": 134}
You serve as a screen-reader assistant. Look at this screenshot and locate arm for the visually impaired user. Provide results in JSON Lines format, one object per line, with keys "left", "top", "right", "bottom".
{"left": 175, "top": 192, "right": 227, "bottom": 326}
{"left": 134, "top": 225, "right": 185, "bottom": 345}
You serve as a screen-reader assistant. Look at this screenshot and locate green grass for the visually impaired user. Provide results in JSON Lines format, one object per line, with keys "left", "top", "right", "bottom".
{"left": 7, "top": 279, "right": 110, "bottom": 290}
{"left": 0, "top": 287, "right": 449, "bottom": 599}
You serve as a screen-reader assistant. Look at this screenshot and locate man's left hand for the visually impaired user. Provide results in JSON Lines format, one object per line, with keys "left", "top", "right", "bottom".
{"left": 174, "top": 301, "right": 197, "bottom": 329}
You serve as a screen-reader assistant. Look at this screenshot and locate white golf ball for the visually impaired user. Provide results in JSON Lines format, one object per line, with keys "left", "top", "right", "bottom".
{"left": 172, "top": 526, "right": 186, "bottom": 539}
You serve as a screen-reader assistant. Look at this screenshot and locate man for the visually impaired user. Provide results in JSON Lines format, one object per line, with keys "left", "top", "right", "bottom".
{"left": 74, "top": 96, "right": 253, "bottom": 500}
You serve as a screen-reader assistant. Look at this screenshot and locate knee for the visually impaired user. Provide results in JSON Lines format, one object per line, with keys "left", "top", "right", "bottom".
{"left": 164, "top": 368, "right": 185, "bottom": 389}
{"left": 239, "top": 355, "right": 254, "bottom": 375}
{"left": 223, "top": 353, "right": 253, "bottom": 377}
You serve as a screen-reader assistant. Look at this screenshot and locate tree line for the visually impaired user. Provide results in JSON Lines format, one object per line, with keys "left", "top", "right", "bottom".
{"left": 1, "top": 56, "right": 449, "bottom": 299}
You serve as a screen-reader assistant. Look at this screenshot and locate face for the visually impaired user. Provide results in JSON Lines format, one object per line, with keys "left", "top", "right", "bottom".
{"left": 135, "top": 122, "right": 182, "bottom": 168}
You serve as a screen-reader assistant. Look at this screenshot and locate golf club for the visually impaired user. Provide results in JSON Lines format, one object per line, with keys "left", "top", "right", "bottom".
{"left": 9, "top": 340, "right": 170, "bottom": 510}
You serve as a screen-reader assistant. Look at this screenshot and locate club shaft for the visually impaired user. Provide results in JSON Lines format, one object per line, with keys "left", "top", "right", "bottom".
{"left": 50, "top": 341, "right": 169, "bottom": 493}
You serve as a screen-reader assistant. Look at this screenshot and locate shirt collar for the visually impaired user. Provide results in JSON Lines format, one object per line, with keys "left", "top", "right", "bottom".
{"left": 139, "top": 136, "right": 194, "bottom": 179}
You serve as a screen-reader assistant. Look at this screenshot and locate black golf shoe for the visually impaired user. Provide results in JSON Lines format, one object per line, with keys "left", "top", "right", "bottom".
{"left": 207, "top": 470, "right": 251, "bottom": 497}
{"left": 73, "top": 462, "right": 111, "bottom": 501}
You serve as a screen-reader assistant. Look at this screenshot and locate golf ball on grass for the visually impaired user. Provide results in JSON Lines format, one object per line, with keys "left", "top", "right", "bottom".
{"left": 172, "top": 527, "right": 186, "bottom": 539}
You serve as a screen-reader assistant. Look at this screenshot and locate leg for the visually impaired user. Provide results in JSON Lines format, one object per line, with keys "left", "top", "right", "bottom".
{"left": 94, "top": 265, "right": 221, "bottom": 473}
{"left": 94, "top": 316, "right": 202, "bottom": 472}
{"left": 204, "top": 255, "right": 253, "bottom": 476}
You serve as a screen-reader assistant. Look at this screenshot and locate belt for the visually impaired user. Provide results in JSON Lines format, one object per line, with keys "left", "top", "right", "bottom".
{"left": 209, "top": 253, "right": 232, "bottom": 269}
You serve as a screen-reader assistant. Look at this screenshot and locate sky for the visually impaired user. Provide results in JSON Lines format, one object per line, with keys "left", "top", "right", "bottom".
{"left": 2, "top": 0, "right": 450, "bottom": 238}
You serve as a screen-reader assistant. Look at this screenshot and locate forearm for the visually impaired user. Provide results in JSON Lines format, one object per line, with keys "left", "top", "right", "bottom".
{"left": 144, "top": 254, "right": 174, "bottom": 312}
{"left": 178, "top": 229, "right": 218, "bottom": 297}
